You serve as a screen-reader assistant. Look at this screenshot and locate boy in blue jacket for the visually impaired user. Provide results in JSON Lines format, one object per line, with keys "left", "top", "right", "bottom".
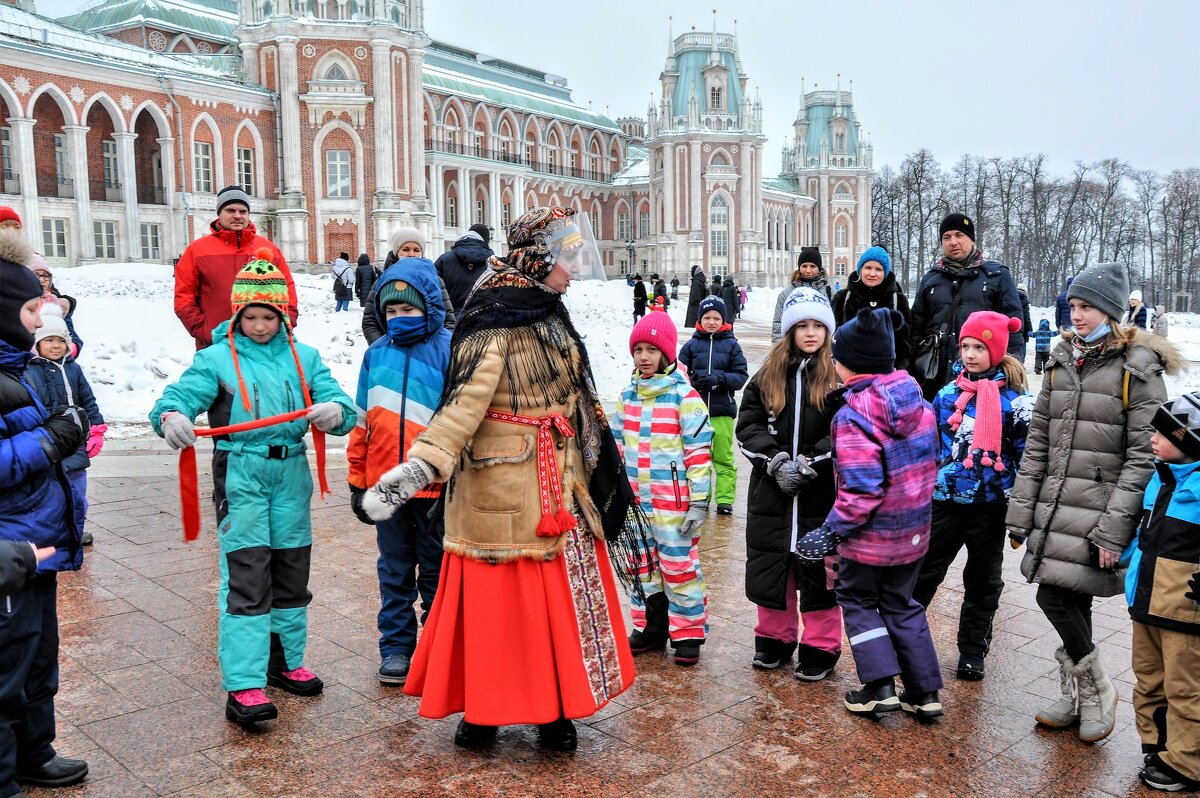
{"left": 26, "top": 311, "right": 106, "bottom": 547}
{"left": 1127, "top": 393, "right": 1200, "bottom": 792}
{"left": 0, "top": 231, "right": 91, "bottom": 795}
{"left": 1032, "top": 318, "right": 1055, "bottom": 374}
{"left": 151, "top": 255, "right": 356, "bottom": 726}
{"left": 678, "top": 296, "right": 748, "bottom": 515}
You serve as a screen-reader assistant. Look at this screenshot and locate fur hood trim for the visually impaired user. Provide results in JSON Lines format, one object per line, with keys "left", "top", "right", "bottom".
{"left": 0, "top": 228, "right": 33, "bottom": 267}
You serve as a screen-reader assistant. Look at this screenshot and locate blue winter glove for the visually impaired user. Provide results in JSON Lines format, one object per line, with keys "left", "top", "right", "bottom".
{"left": 691, "top": 373, "right": 716, "bottom": 391}
{"left": 795, "top": 524, "right": 844, "bottom": 561}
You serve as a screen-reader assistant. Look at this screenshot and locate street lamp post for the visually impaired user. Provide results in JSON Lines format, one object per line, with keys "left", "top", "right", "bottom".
{"left": 626, "top": 240, "right": 636, "bottom": 275}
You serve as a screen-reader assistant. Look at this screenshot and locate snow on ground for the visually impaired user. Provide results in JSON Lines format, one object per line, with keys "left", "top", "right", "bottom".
{"left": 47, "top": 265, "right": 1200, "bottom": 438}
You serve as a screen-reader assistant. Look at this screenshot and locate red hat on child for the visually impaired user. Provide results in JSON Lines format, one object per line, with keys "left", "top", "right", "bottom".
{"left": 958, "top": 311, "right": 1021, "bottom": 369}
{"left": 629, "top": 311, "right": 677, "bottom": 363}
{"left": 0, "top": 207, "right": 21, "bottom": 227}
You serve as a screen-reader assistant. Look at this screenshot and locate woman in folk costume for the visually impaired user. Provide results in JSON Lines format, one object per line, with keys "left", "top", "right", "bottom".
{"left": 364, "top": 207, "right": 641, "bottom": 752}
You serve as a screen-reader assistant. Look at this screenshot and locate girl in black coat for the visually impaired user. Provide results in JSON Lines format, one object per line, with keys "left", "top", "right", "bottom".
{"left": 736, "top": 286, "right": 843, "bottom": 679}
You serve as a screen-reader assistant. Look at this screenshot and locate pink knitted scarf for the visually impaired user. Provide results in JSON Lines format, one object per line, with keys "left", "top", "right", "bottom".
{"left": 947, "top": 371, "right": 1007, "bottom": 472}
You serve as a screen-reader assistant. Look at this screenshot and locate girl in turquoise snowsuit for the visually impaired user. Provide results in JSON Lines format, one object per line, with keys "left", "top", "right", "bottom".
{"left": 151, "top": 256, "right": 356, "bottom": 725}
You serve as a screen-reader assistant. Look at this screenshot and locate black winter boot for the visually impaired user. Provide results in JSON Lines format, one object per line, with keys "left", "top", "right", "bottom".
{"left": 794, "top": 643, "right": 840, "bottom": 681}
{"left": 628, "top": 592, "right": 669, "bottom": 654}
{"left": 752, "top": 636, "right": 796, "bottom": 670}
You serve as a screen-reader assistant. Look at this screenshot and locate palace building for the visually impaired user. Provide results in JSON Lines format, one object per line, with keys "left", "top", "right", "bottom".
{"left": 0, "top": 0, "right": 873, "bottom": 284}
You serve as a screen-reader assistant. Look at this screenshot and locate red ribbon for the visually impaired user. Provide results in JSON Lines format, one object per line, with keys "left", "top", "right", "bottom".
{"left": 483, "top": 409, "right": 577, "bottom": 537}
{"left": 177, "top": 408, "right": 328, "bottom": 542}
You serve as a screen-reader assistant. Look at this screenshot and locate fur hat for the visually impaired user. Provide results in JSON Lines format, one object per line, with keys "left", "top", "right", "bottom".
{"left": 34, "top": 312, "right": 70, "bottom": 347}
{"left": 389, "top": 226, "right": 426, "bottom": 255}
{"left": 1153, "top": 393, "right": 1200, "bottom": 461}
{"left": 779, "top": 286, "right": 835, "bottom": 337}
{"left": 959, "top": 311, "right": 1022, "bottom": 370}
{"left": 832, "top": 307, "right": 900, "bottom": 375}
{"left": 230, "top": 248, "right": 290, "bottom": 324}
{"left": 797, "top": 246, "right": 822, "bottom": 269}
{"left": 939, "top": 212, "right": 975, "bottom": 241}
{"left": 0, "top": 229, "right": 40, "bottom": 350}
{"left": 216, "top": 185, "right": 251, "bottom": 213}
{"left": 856, "top": 246, "right": 891, "bottom": 276}
{"left": 698, "top": 295, "right": 728, "bottom": 324}
{"left": 1068, "top": 262, "right": 1128, "bottom": 323}
{"left": 629, "top": 310, "right": 677, "bottom": 363}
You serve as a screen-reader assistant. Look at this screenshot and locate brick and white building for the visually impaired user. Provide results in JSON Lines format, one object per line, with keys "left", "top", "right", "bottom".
{"left": 0, "top": 0, "right": 872, "bottom": 284}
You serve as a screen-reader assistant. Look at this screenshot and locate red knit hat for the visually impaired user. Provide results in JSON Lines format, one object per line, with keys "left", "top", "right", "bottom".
{"left": 959, "top": 311, "right": 1021, "bottom": 370}
{"left": 0, "top": 207, "right": 21, "bottom": 227}
{"left": 629, "top": 311, "right": 677, "bottom": 363}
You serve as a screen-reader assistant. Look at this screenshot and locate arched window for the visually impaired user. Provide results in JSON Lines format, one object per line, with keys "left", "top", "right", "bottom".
{"left": 324, "top": 63, "right": 348, "bottom": 81}
{"left": 710, "top": 86, "right": 722, "bottom": 111}
{"left": 711, "top": 153, "right": 727, "bottom": 167}
{"left": 710, "top": 195, "right": 729, "bottom": 276}
{"left": 835, "top": 221, "right": 848, "bottom": 248}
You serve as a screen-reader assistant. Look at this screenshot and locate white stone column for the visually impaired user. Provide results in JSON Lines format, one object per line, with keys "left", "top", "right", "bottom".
{"left": 661, "top": 142, "right": 674, "bottom": 234}
{"left": 857, "top": 173, "right": 869, "bottom": 250}
{"left": 458, "top": 166, "right": 470, "bottom": 234}
{"left": 488, "top": 170, "right": 500, "bottom": 233}
{"left": 689, "top": 139, "right": 701, "bottom": 234}
{"left": 276, "top": 36, "right": 303, "bottom": 193}
{"left": 9, "top": 117, "right": 38, "bottom": 242}
{"left": 157, "top": 136, "right": 184, "bottom": 257}
{"left": 819, "top": 174, "right": 830, "bottom": 247}
{"left": 407, "top": 49, "right": 427, "bottom": 204}
{"left": 114, "top": 132, "right": 139, "bottom": 260}
{"left": 513, "top": 173, "right": 525, "bottom": 213}
{"left": 370, "top": 39, "right": 395, "bottom": 192}
{"left": 64, "top": 125, "right": 93, "bottom": 263}
{"left": 426, "top": 162, "right": 442, "bottom": 248}
{"left": 242, "top": 42, "right": 260, "bottom": 85}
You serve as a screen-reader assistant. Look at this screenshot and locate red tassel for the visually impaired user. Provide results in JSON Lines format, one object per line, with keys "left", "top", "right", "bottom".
{"left": 311, "top": 427, "right": 330, "bottom": 498}
{"left": 536, "top": 513, "right": 561, "bottom": 537}
{"left": 981, "top": 454, "right": 994, "bottom": 467}
{"left": 179, "top": 445, "right": 201, "bottom": 542}
{"left": 963, "top": 455, "right": 975, "bottom": 469}
{"left": 993, "top": 459, "right": 1006, "bottom": 473}
{"left": 555, "top": 507, "right": 576, "bottom": 533}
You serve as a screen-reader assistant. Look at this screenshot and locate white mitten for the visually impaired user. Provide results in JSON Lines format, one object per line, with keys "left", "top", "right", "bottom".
{"left": 305, "top": 401, "right": 343, "bottom": 432}
{"left": 362, "top": 459, "right": 435, "bottom": 520}
{"left": 161, "top": 412, "right": 196, "bottom": 450}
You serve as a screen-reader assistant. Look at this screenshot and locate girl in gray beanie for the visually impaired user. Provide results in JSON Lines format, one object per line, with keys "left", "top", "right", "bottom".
{"left": 1006, "top": 260, "right": 1183, "bottom": 745}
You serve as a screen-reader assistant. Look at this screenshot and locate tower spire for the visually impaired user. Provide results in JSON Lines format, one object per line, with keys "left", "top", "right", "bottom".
{"left": 667, "top": 15, "right": 673, "bottom": 55}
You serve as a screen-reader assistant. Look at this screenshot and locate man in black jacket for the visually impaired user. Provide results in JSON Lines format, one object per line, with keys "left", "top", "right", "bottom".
{"left": 434, "top": 224, "right": 494, "bottom": 314}
{"left": 354, "top": 253, "right": 376, "bottom": 307}
{"left": 909, "top": 213, "right": 1024, "bottom": 400}
{"left": 720, "top": 276, "right": 741, "bottom": 325}
{"left": 684, "top": 265, "right": 707, "bottom": 327}
{"left": 632, "top": 274, "right": 647, "bottom": 322}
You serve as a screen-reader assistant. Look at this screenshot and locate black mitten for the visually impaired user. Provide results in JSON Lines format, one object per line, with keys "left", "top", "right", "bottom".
{"left": 349, "top": 486, "right": 374, "bottom": 526}
{"left": 43, "top": 406, "right": 89, "bottom": 461}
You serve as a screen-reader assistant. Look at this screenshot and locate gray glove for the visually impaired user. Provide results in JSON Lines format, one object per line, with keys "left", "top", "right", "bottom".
{"left": 161, "top": 412, "right": 196, "bottom": 450}
{"left": 773, "top": 456, "right": 816, "bottom": 496}
{"left": 679, "top": 502, "right": 708, "bottom": 537}
{"left": 306, "top": 401, "right": 343, "bottom": 432}
{"left": 362, "top": 458, "right": 435, "bottom": 520}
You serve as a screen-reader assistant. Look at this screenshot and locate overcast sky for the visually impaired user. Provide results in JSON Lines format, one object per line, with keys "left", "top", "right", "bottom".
{"left": 35, "top": 0, "right": 1200, "bottom": 177}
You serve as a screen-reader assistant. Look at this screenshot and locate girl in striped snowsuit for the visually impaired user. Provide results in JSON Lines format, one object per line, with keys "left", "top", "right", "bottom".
{"left": 613, "top": 311, "right": 714, "bottom": 665}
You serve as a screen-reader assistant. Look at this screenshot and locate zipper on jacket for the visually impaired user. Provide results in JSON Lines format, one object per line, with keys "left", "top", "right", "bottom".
{"left": 707, "top": 338, "right": 714, "bottom": 401}
{"left": 285, "top": 382, "right": 295, "bottom": 412}
{"left": 253, "top": 384, "right": 261, "bottom": 420}
{"left": 1093, "top": 466, "right": 1111, "bottom": 504}
{"left": 398, "top": 356, "right": 411, "bottom": 463}
{"left": 670, "top": 461, "right": 683, "bottom": 508}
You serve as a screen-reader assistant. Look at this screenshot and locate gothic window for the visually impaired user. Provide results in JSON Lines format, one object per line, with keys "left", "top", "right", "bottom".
{"left": 192, "top": 141, "right": 212, "bottom": 193}
{"left": 324, "top": 63, "right": 348, "bottom": 81}
{"left": 617, "top": 210, "right": 630, "bottom": 241}
{"left": 325, "top": 149, "right": 351, "bottom": 197}
{"left": 711, "top": 153, "right": 727, "bottom": 167}
{"left": 446, "top": 195, "right": 457, "bottom": 227}
{"left": 710, "top": 195, "right": 729, "bottom": 262}
{"left": 639, "top": 209, "right": 650, "bottom": 239}
{"left": 835, "top": 222, "right": 848, "bottom": 248}
{"left": 236, "top": 147, "right": 256, "bottom": 196}
{"left": 710, "top": 86, "right": 722, "bottom": 111}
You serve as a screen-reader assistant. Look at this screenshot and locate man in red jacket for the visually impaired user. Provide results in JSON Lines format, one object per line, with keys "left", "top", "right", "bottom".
{"left": 174, "top": 186, "right": 299, "bottom": 348}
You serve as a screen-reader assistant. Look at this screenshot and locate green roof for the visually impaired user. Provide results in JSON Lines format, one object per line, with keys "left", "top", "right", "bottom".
{"left": 803, "top": 97, "right": 860, "bottom": 161}
{"left": 669, "top": 47, "right": 742, "bottom": 120}
{"left": 762, "top": 175, "right": 811, "bottom": 199}
{"left": 423, "top": 67, "right": 618, "bottom": 131}
{"left": 59, "top": 0, "right": 237, "bottom": 42}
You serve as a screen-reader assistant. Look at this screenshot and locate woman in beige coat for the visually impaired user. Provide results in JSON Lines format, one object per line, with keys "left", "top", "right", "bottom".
{"left": 364, "top": 207, "right": 638, "bottom": 752}
{"left": 1007, "top": 262, "right": 1182, "bottom": 745}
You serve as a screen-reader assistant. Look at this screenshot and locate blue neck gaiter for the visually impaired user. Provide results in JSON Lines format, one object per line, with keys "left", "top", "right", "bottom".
{"left": 386, "top": 315, "right": 426, "bottom": 344}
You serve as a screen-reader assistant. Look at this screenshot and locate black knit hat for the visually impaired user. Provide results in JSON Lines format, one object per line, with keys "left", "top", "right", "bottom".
{"left": 0, "top": 229, "right": 41, "bottom": 351}
{"left": 939, "top": 213, "right": 975, "bottom": 242}
{"left": 1067, "top": 262, "right": 1128, "bottom": 323}
{"left": 798, "top": 246, "right": 822, "bottom": 269}
{"left": 468, "top": 223, "right": 491, "bottom": 245}
{"left": 1152, "top": 393, "right": 1200, "bottom": 461}
{"left": 832, "top": 307, "right": 901, "bottom": 375}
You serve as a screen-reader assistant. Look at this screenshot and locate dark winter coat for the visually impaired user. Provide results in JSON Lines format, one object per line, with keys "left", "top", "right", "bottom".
{"left": 1007, "top": 332, "right": 1182, "bottom": 597}
{"left": 772, "top": 277, "right": 834, "bottom": 342}
{"left": 332, "top": 258, "right": 355, "bottom": 301}
{"left": 909, "top": 253, "right": 1024, "bottom": 393}
{"left": 653, "top": 279, "right": 669, "bottom": 310}
{"left": 720, "top": 278, "right": 740, "bottom": 320}
{"left": 677, "top": 328, "right": 749, "bottom": 418}
{"left": 684, "top": 266, "right": 708, "bottom": 327}
{"left": 1126, "top": 460, "right": 1200, "bottom": 635}
{"left": 434, "top": 234, "right": 494, "bottom": 314}
{"left": 1018, "top": 288, "right": 1033, "bottom": 342}
{"left": 710, "top": 277, "right": 723, "bottom": 297}
{"left": 736, "top": 359, "right": 836, "bottom": 610}
{"left": 830, "top": 272, "right": 913, "bottom": 367}
{"left": 355, "top": 254, "right": 376, "bottom": 306}
{"left": 1056, "top": 288, "right": 1072, "bottom": 330}
{"left": 0, "top": 539, "right": 37, "bottom": 593}
{"left": 632, "top": 280, "right": 648, "bottom": 314}
{"left": 1033, "top": 319, "right": 1056, "bottom": 353}
{"left": 25, "top": 354, "right": 104, "bottom": 472}
{"left": 0, "top": 341, "right": 81, "bottom": 572}
{"left": 362, "top": 277, "right": 457, "bottom": 344}
{"left": 1125, "top": 303, "right": 1152, "bottom": 331}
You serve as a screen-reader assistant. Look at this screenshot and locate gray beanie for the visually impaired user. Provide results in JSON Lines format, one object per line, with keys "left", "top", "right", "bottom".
{"left": 1067, "top": 262, "right": 1128, "bottom": 323}
{"left": 217, "top": 185, "right": 251, "bottom": 213}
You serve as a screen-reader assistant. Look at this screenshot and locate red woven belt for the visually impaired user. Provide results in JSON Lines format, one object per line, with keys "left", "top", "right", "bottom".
{"left": 482, "top": 409, "right": 577, "bottom": 537}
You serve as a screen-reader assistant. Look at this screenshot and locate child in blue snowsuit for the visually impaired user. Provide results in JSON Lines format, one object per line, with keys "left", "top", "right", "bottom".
{"left": 1032, "top": 318, "right": 1055, "bottom": 375}
{"left": 0, "top": 231, "right": 92, "bottom": 795}
{"left": 26, "top": 311, "right": 106, "bottom": 547}
{"left": 151, "top": 256, "right": 356, "bottom": 726}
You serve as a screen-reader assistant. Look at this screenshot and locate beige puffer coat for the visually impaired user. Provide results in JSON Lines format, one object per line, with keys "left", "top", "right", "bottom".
{"left": 1006, "top": 331, "right": 1183, "bottom": 596}
{"left": 406, "top": 319, "right": 604, "bottom": 563}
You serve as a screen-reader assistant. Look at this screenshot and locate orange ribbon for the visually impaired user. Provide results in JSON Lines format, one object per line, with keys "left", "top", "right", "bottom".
{"left": 483, "top": 409, "right": 576, "bottom": 537}
{"left": 177, "top": 408, "right": 329, "bottom": 542}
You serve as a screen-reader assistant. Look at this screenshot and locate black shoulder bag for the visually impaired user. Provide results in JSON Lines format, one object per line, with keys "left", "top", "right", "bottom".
{"left": 913, "top": 277, "right": 970, "bottom": 382}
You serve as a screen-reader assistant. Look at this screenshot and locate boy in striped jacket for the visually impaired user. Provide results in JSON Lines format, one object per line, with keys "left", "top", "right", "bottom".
{"left": 796, "top": 308, "right": 943, "bottom": 722}
{"left": 348, "top": 257, "right": 451, "bottom": 687}
{"left": 613, "top": 311, "right": 714, "bottom": 666}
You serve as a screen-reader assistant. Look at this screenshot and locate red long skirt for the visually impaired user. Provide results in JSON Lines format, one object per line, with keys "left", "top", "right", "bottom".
{"left": 404, "top": 524, "right": 636, "bottom": 726}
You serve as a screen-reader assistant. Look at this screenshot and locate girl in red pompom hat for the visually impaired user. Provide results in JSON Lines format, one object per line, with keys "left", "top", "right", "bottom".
{"left": 912, "top": 311, "right": 1032, "bottom": 682}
